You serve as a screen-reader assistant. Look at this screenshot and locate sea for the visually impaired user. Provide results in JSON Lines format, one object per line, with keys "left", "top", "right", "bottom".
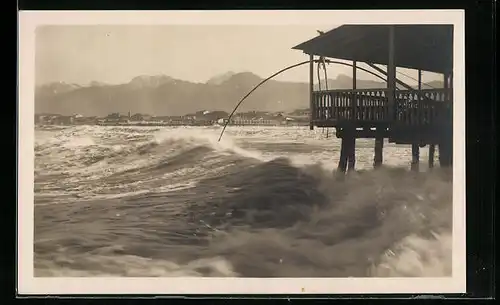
{"left": 34, "top": 125, "right": 453, "bottom": 277}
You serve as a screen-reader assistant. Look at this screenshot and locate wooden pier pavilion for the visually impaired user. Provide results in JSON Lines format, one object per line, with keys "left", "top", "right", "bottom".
{"left": 293, "top": 25, "right": 453, "bottom": 173}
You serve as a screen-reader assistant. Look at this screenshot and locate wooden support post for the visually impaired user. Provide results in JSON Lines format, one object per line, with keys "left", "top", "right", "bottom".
{"left": 428, "top": 144, "right": 435, "bottom": 169}
{"left": 347, "top": 135, "right": 356, "bottom": 173}
{"left": 374, "top": 136, "right": 384, "bottom": 168}
{"left": 387, "top": 26, "right": 396, "bottom": 121}
{"left": 443, "top": 72, "right": 451, "bottom": 89}
{"left": 448, "top": 72, "right": 453, "bottom": 99}
{"left": 309, "top": 54, "right": 314, "bottom": 130}
{"left": 353, "top": 60, "right": 357, "bottom": 90}
{"left": 418, "top": 69, "right": 422, "bottom": 90}
{"left": 439, "top": 138, "right": 452, "bottom": 168}
{"left": 442, "top": 71, "right": 449, "bottom": 122}
{"left": 411, "top": 143, "right": 420, "bottom": 171}
{"left": 337, "top": 128, "right": 356, "bottom": 174}
{"left": 352, "top": 60, "right": 357, "bottom": 121}
{"left": 337, "top": 131, "right": 348, "bottom": 174}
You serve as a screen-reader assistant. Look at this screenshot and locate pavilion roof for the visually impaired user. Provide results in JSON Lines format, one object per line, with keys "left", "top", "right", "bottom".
{"left": 292, "top": 25, "right": 453, "bottom": 74}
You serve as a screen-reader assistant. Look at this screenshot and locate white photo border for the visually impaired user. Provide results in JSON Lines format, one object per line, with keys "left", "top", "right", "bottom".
{"left": 18, "top": 9, "right": 466, "bottom": 295}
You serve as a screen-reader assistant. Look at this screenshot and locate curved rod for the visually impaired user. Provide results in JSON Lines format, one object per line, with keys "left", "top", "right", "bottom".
{"left": 217, "top": 59, "right": 391, "bottom": 142}
{"left": 317, "top": 60, "right": 327, "bottom": 136}
{"left": 321, "top": 58, "right": 329, "bottom": 137}
{"left": 322, "top": 58, "right": 329, "bottom": 91}
{"left": 317, "top": 60, "right": 324, "bottom": 135}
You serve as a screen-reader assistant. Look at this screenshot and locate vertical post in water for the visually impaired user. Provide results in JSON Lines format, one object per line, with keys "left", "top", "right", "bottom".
{"left": 428, "top": 144, "right": 435, "bottom": 168}
{"left": 387, "top": 25, "right": 396, "bottom": 121}
{"left": 411, "top": 143, "right": 420, "bottom": 171}
{"left": 309, "top": 54, "right": 314, "bottom": 130}
{"left": 374, "top": 136, "right": 384, "bottom": 168}
{"left": 337, "top": 129, "right": 348, "bottom": 174}
{"left": 346, "top": 128, "right": 356, "bottom": 173}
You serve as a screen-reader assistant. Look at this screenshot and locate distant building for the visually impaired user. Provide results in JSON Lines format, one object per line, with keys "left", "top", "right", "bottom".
{"left": 73, "top": 115, "right": 97, "bottom": 125}
{"left": 51, "top": 115, "right": 73, "bottom": 125}
{"left": 106, "top": 113, "right": 121, "bottom": 120}
{"left": 103, "top": 112, "right": 130, "bottom": 124}
{"left": 130, "top": 113, "right": 145, "bottom": 121}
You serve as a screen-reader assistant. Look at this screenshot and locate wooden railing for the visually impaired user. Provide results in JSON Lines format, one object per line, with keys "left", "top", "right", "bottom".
{"left": 394, "top": 89, "right": 452, "bottom": 127}
{"left": 311, "top": 88, "right": 452, "bottom": 127}
{"left": 312, "top": 89, "right": 389, "bottom": 123}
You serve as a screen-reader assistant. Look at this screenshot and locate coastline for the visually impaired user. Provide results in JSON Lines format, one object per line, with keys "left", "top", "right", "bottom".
{"left": 35, "top": 121, "right": 310, "bottom": 128}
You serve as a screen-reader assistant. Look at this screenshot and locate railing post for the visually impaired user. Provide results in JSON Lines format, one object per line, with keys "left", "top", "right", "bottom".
{"left": 309, "top": 53, "right": 314, "bottom": 130}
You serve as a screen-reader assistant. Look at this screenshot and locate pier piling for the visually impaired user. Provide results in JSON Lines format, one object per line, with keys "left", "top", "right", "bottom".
{"left": 347, "top": 136, "right": 356, "bottom": 172}
{"left": 439, "top": 140, "right": 453, "bottom": 168}
{"left": 373, "top": 137, "right": 384, "bottom": 168}
{"left": 337, "top": 136, "right": 348, "bottom": 173}
{"left": 337, "top": 128, "right": 356, "bottom": 174}
{"left": 428, "top": 144, "right": 435, "bottom": 169}
{"left": 411, "top": 144, "right": 420, "bottom": 172}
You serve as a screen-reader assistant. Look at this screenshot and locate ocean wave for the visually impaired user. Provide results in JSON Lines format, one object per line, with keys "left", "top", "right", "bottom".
{"left": 34, "top": 126, "right": 452, "bottom": 278}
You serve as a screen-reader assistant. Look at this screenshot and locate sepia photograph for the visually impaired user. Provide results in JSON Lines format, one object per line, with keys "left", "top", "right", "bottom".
{"left": 18, "top": 10, "right": 465, "bottom": 294}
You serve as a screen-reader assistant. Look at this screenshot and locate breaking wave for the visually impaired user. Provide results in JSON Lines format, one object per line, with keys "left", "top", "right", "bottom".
{"left": 34, "top": 126, "right": 453, "bottom": 277}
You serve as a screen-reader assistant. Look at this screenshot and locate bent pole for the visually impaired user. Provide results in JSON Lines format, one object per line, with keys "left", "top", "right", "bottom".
{"left": 217, "top": 59, "right": 389, "bottom": 142}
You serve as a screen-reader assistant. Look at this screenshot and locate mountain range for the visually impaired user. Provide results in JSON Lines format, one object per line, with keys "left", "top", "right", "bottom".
{"left": 35, "top": 72, "right": 443, "bottom": 117}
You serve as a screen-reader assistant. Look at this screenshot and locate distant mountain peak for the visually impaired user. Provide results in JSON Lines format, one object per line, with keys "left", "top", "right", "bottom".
{"left": 128, "top": 74, "right": 174, "bottom": 88}
{"left": 224, "top": 71, "right": 263, "bottom": 86}
{"left": 89, "top": 81, "right": 108, "bottom": 87}
{"left": 206, "top": 71, "right": 237, "bottom": 85}
{"left": 336, "top": 74, "right": 352, "bottom": 80}
{"left": 36, "top": 81, "right": 81, "bottom": 95}
{"left": 207, "top": 71, "right": 263, "bottom": 85}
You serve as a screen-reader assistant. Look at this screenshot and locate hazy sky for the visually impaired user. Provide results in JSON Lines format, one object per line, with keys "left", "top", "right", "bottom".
{"left": 35, "top": 25, "right": 440, "bottom": 85}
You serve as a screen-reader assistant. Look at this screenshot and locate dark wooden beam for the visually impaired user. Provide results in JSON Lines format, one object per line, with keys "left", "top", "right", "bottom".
{"left": 353, "top": 60, "right": 357, "bottom": 89}
{"left": 418, "top": 69, "right": 422, "bottom": 103}
{"left": 334, "top": 127, "right": 390, "bottom": 139}
{"left": 428, "top": 144, "right": 435, "bottom": 168}
{"left": 387, "top": 26, "right": 396, "bottom": 120}
{"left": 418, "top": 69, "right": 422, "bottom": 90}
{"left": 439, "top": 140, "right": 452, "bottom": 167}
{"left": 366, "top": 62, "right": 414, "bottom": 90}
{"left": 352, "top": 60, "right": 357, "bottom": 120}
{"left": 347, "top": 133, "right": 356, "bottom": 173}
{"left": 337, "top": 128, "right": 356, "bottom": 174}
{"left": 374, "top": 137, "right": 384, "bottom": 168}
{"left": 338, "top": 137, "right": 348, "bottom": 173}
{"left": 443, "top": 71, "right": 451, "bottom": 115}
{"left": 411, "top": 143, "right": 420, "bottom": 171}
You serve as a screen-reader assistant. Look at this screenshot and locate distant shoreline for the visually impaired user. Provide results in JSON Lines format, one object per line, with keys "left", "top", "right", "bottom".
{"left": 35, "top": 122, "right": 310, "bottom": 128}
